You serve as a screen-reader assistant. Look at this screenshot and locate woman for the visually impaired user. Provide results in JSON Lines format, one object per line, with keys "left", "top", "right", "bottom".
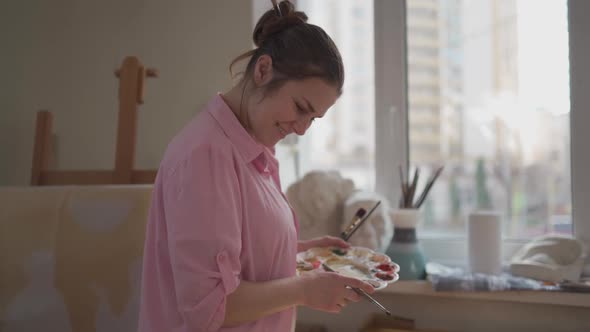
{"left": 138, "top": 1, "right": 375, "bottom": 331}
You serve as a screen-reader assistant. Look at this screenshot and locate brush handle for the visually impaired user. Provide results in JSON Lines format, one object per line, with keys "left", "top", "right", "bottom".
{"left": 322, "top": 263, "right": 391, "bottom": 316}
{"left": 350, "top": 287, "right": 392, "bottom": 316}
{"left": 415, "top": 166, "right": 443, "bottom": 208}
{"left": 407, "top": 168, "right": 420, "bottom": 208}
{"left": 343, "top": 201, "right": 381, "bottom": 241}
{"left": 399, "top": 165, "right": 408, "bottom": 207}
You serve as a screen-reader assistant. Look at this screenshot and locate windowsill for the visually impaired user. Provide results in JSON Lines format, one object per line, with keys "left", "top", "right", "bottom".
{"left": 378, "top": 280, "right": 590, "bottom": 308}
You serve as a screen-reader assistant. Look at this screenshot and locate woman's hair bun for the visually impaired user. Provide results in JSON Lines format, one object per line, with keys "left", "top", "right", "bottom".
{"left": 253, "top": 1, "right": 308, "bottom": 47}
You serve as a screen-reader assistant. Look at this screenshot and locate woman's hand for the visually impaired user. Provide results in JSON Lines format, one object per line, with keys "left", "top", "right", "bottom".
{"left": 297, "top": 270, "right": 375, "bottom": 313}
{"left": 298, "top": 235, "right": 350, "bottom": 253}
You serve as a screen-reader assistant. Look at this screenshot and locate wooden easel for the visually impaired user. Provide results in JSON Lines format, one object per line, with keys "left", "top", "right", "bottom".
{"left": 30, "top": 56, "right": 158, "bottom": 185}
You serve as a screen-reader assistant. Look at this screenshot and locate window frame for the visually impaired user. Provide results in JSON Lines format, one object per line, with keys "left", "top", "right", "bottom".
{"left": 374, "top": 0, "right": 589, "bottom": 266}
{"left": 569, "top": 0, "right": 590, "bottom": 256}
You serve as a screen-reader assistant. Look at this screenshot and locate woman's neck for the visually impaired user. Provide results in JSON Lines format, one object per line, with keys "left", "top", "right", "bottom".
{"left": 222, "top": 83, "right": 250, "bottom": 128}
{"left": 221, "top": 83, "right": 269, "bottom": 148}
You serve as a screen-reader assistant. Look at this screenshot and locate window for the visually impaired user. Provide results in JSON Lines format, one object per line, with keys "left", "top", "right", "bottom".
{"left": 276, "top": 0, "right": 376, "bottom": 190}
{"left": 408, "top": 0, "right": 572, "bottom": 241}
{"left": 376, "top": 0, "right": 589, "bottom": 265}
{"left": 262, "top": 0, "right": 589, "bottom": 265}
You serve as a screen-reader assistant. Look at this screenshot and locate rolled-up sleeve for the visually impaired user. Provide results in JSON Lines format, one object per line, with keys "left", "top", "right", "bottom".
{"left": 163, "top": 144, "right": 242, "bottom": 331}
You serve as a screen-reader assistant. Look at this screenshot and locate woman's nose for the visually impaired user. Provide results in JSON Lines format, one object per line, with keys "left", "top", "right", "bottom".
{"left": 292, "top": 117, "right": 310, "bottom": 136}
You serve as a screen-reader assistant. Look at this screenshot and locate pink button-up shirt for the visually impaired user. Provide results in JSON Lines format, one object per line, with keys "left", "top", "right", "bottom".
{"left": 139, "top": 94, "right": 299, "bottom": 332}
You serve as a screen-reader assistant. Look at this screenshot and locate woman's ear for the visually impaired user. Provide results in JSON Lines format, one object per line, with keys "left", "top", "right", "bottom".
{"left": 253, "top": 54, "right": 274, "bottom": 87}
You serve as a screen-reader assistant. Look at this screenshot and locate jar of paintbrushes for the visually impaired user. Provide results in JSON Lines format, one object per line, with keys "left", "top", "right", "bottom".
{"left": 385, "top": 165, "right": 443, "bottom": 280}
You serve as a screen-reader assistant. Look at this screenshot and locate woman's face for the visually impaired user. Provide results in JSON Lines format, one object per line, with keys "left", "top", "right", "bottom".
{"left": 246, "top": 56, "right": 339, "bottom": 148}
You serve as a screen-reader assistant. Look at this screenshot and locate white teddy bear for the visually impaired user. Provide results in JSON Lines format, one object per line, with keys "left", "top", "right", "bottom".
{"left": 286, "top": 171, "right": 393, "bottom": 253}
{"left": 286, "top": 170, "right": 355, "bottom": 240}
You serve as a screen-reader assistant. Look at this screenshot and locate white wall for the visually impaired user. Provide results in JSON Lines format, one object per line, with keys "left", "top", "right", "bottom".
{"left": 0, "top": 0, "right": 253, "bottom": 185}
{"left": 0, "top": 1, "right": 30, "bottom": 185}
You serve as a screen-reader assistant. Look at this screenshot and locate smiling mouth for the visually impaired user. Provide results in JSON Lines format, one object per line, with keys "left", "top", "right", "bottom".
{"left": 276, "top": 123, "right": 288, "bottom": 137}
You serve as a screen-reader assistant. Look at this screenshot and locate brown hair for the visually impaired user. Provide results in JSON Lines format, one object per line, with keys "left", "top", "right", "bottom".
{"left": 229, "top": 0, "right": 344, "bottom": 96}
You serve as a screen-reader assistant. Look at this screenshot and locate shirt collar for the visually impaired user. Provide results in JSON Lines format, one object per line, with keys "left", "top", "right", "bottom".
{"left": 207, "top": 93, "right": 266, "bottom": 165}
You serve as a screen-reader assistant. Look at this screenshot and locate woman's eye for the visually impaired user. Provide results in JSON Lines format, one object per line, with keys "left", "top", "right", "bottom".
{"left": 295, "top": 102, "right": 316, "bottom": 124}
{"left": 295, "top": 103, "right": 306, "bottom": 114}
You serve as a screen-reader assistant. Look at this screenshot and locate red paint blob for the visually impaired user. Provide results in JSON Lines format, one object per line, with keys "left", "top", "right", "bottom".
{"left": 377, "top": 263, "right": 393, "bottom": 272}
{"left": 376, "top": 272, "right": 394, "bottom": 281}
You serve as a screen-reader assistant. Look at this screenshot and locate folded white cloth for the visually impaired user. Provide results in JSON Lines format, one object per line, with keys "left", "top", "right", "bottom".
{"left": 510, "top": 235, "right": 587, "bottom": 282}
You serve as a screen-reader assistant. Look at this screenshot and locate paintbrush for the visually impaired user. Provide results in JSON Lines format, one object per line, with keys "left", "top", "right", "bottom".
{"left": 399, "top": 165, "right": 408, "bottom": 207}
{"left": 342, "top": 201, "right": 381, "bottom": 242}
{"left": 407, "top": 168, "right": 420, "bottom": 208}
{"left": 340, "top": 208, "right": 366, "bottom": 240}
{"left": 414, "top": 166, "right": 444, "bottom": 208}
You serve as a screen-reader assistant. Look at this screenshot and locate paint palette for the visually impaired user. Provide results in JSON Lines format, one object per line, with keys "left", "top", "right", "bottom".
{"left": 296, "top": 246, "right": 400, "bottom": 290}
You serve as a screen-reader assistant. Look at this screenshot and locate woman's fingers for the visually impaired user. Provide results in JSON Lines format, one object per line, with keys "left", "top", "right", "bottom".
{"left": 331, "top": 304, "right": 343, "bottom": 313}
{"left": 335, "top": 293, "right": 358, "bottom": 311}
{"left": 323, "top": 236, "right": 350, "bottom": 248}
{"left": 344, "top": 288, "right": 361, "bottom": 302}
{"left": 338, "top": 275, "right": 376, "bottom": 294}
{"left": 334, "top": 284, "right": 362, "bottom": 312}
